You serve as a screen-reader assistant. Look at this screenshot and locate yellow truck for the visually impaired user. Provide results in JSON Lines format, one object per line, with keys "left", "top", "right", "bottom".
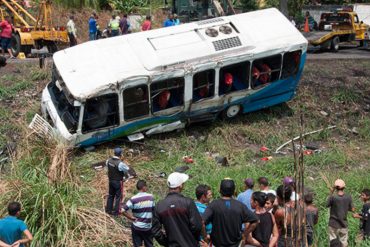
{"left": 303, "top": 9, "right": 370, "bottom": 52}
{"left": 0, "top": 0, "right": 68, "bottom": 57}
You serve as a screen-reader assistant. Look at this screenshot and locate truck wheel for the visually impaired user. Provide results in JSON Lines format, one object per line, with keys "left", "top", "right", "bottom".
{"left": 222, "top": 105, "right": 241, "bottom": 119}
{"left": 331, "top": 37, "right": 339, "bottom": 52}
{"left": 11, "top": 34, "right": 21, "bottom": 57}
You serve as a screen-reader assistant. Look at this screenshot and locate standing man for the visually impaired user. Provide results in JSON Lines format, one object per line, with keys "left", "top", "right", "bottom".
{"left": 195, "top": 184, "right": 213, "bottom": 240}
{"left": 0, "top": 202, "right": 33, "bottom": 247}
{"left": 141, "top": 15, "right": 152, "bottom": 31}
{"left": 202, "top": 178, "right": 259, "bottom": 247}
{"left": 237, "top": 178, "right": 254, "bottom": 211}
{"left": 119, "top": 14, "right": 130, "bottom": 35}
{"left": 258, "top": 177, "right": 276, "bottom": 195}
{"left": 109, "top": 15, "right": 120, "bottom": 37}
{"left": 67, "top": 15, "right": 77, "bottom": 47}
{"left": 327, "top": 179, "right": 354, "bottom": 247}
{"left": 152, "top": 172, "right": 202, "bottom": 246}
{"left": 88, "top": 14, "right": 97, "bottom": 41}
{"left": 105, "top": 147, "right": 130, "bottom": 216}
{"left": 163, "top": 14, "right": 175, "bottom": 27}
{"left": 0, "top": 16, "right": 15, "bottom": 58}
{"left": 123, "top": 180, "right": 155, "bottom": 247}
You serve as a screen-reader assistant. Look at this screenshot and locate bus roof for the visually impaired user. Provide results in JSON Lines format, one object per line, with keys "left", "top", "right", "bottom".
{"left": 53, "top": 8, "right": 307, "bottom": 100}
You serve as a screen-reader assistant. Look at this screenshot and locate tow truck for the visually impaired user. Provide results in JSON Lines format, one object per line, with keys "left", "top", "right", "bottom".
{"left": 0, "top": 0, "right": 68, "bottom": 57}
{"left": 303, "top": 8, "right": 370, "bottom": 52}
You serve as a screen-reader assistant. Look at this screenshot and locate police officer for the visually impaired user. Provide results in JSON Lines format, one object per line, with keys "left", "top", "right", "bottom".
{"left": 106, "top": 147, "right": 130, "bottom": 216}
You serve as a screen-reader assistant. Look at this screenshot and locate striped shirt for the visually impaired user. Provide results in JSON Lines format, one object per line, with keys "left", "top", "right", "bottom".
{"left": 123, "top": 192, "right": 155, "bottom": 230}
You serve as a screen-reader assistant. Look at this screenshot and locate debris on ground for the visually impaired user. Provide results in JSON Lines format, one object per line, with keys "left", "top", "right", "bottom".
{"left": 261, "top": 156, "right": 273, "bottom": 161}
{"left": 175, "top": 165, "right": 190, "bottom": 173}
{"left": 215, "top": 156, "right": 229, "bottom": 166}
{"left": 182, "top": 156, "right": 194, "bottom": 163}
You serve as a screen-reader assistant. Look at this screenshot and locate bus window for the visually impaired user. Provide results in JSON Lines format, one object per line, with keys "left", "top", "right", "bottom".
{"left": 123, "top": 85, "right": 149, "bottom": 121}
{"left": 219, "top": 61, "right": 250, "bottom": 95}
{"left": 82, "top": 94, "right": 119, "bottom": 133}
{"left": 151, "top": 78, "right": 185, "bottom": 113}
{"left": 252, "top": 55, "right": 281, "bottom": 89}
{"left": 281, "top": 50, "right": 301, "bottom": 79}
{"left": 193, "top": 69, "right": 215, "bottom": 102}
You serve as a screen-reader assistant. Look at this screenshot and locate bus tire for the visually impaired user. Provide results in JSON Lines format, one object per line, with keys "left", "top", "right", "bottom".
{"left": 331, "top": 37, "right": 339, "bottom": 52}
{"left": 223, "top": 105, "right": 241, "bottom": 119}
{"left": 11, "top": 34, "right": 21, "bottom": 57}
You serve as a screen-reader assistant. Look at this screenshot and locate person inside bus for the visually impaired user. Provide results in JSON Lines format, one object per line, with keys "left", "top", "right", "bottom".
{"left": 219, "top": 72, "right": 233, "bottom": 95}
{"left": 252, "top": 63, "right": 271, "bottom": 88}
{"left": 157, "top": 90, "right": 171, "bottom": 111}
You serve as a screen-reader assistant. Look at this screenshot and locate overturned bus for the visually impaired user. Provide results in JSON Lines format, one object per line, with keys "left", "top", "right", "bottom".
{"left": 31, "top": 8, "right": 308, "bottom": 147}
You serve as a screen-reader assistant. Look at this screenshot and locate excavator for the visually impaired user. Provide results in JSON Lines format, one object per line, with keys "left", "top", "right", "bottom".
{"left": 0, "top": 0, "right": 68, "bottom": 57}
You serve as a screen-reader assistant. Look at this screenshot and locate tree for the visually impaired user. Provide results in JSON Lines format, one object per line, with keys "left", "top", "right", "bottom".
{"left": 240, "top": 0, "right": 258, "bottom": 12}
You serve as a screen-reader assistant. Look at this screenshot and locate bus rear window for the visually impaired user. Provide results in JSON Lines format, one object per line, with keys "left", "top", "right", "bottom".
{"left": 281, "top": 50, "right": 301, "bottom": 79}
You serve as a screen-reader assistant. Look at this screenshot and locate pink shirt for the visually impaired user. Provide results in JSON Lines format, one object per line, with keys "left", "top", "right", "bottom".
{"left": 141, "top": 20, "right": 151, "bottom": 31}
{"left": 0, "top": 20, "right": 12, "bottom": 38}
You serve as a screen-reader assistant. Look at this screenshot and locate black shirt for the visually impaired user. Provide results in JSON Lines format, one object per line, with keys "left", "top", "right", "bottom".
{"left": 252, "top": 212, "right": 273, "bottom": 247}
{"left": 327, "top": 193, "right": 353, "bottom": 228}
{"left": 361, "top": 202, "right": 370, "bottom": 237}
{"left": 152, "top": 192, "right": 202, "bottom": 247}
{"left": 203, "top": 198, "right": 258, "bottom": 247}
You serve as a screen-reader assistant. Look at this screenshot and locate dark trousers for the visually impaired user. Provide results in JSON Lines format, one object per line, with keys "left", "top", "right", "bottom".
{"left": 131, "top": 224, "right": 153, "bottom": 247}
{"left": 106, "top": 180, "right": 122, "bottom": 215}
{"left": 68, "top": 33, "right": 77, "bottom": 47}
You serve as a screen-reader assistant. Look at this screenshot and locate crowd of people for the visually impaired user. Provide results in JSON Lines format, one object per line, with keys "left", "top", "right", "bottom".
{"left": 1, "top": 148, "right": 369, "bottom": 246}
{"left": 104, "top": 147, "right": 370, "bottom": 247}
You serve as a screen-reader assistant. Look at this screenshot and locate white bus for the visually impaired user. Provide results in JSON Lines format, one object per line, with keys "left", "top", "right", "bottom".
{"left": 33, "top": 8, "right": 308, "bottom": 147}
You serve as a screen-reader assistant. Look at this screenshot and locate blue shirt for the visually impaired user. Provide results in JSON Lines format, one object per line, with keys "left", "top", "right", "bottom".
{"left": 163, "top": 19, "right": 175, "bottom": 27}
{"left": 0, "top": 216, "right": 28, "bottom": 246}
{"left": 237, "top": 189, "right": 254, "bottom": 211}
{"left": 195, "top": 202, "right": 212, "bottom": 235}
{"left": 88, "top": 17, "right": 97, "bottom": 33}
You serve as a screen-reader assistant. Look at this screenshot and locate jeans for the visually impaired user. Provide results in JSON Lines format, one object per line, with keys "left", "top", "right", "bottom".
{"left": 131, "top": 224, "right": 153, "bottom": 247}
{"left": 111, "top": 29, "right": 119, "bottom": 37}
{"left": 106, "top": 180, "right": 122, "bottom": 215}
{"left": 89, "top": 32, "right": 96, "bottom": 40}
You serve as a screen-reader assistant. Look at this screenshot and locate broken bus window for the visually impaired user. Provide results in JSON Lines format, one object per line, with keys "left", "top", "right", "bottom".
{"left": 150, "top": 78, "right": 185, "bottom": 113}
{"left": 193, "top": 69, "right": 215, "bottom": 102}
{"left": 219, "top": 61, "right": 250, "bottom": 95}
{"left": 123, "top": 85, "right": 150, "bottom": 121}
{"left": 252, "top": 55, "right": 281, "bottom": 89}
{"left": 281, "top": 50, "right": 302, "bottom": 79}
{"left": 82, "top": 94, "right": 119, "bottom": 133}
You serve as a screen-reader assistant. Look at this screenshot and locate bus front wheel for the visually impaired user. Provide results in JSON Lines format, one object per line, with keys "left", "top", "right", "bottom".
{"left": 223, "top": 105, "right": 241, "bottom": 119}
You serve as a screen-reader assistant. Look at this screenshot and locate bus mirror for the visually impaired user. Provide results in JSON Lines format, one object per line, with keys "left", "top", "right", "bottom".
{"left": 74, "top": 101, "right": 81, "bottom": 107}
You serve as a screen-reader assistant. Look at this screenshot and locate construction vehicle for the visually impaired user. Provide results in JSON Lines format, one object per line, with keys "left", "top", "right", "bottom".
{"left": 173, "top": 0, "right": 235, "bottom": 22}
{"left": 303, "top": 8, "right": 370, "bottom": 52}
{"left": 0, "top": 0, "right": 68, "bottom": 57}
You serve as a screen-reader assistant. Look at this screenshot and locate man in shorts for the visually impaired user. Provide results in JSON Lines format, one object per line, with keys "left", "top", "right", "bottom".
{"left": 0, "top": 16, "right": 15, "bottom": 58}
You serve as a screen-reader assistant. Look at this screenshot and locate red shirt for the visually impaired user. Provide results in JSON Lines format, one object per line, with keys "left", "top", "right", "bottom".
{"left": 0, "top": 20, "right": 12, "bottom": 38}
{"left": 141, "top": 20, "right": 151, "bottom": 31}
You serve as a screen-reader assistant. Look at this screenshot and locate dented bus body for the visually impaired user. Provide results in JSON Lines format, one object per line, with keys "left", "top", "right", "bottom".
{"left": 36, "top": 8, "right": 308, "bottom": 147}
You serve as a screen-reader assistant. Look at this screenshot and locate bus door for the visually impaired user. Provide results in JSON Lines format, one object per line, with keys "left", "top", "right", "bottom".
{"left": 188, "top": 68, "right": 221, "bottom": 123}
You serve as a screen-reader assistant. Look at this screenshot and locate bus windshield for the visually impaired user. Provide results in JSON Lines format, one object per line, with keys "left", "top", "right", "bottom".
{"left": 48, "top": 68, "right": 80, "bottom": 134}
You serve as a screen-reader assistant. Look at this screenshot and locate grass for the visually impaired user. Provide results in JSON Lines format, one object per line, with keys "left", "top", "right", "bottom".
{"left": 1, "top": 58, "right": 370, "bottom": 246}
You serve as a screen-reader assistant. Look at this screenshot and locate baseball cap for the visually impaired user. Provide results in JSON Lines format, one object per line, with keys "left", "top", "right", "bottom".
{"left": 167, "top": 172, "right": 189, "bottom": 188}
{"left": 244, "top": 178, "right": 254, "bottom": 187}
{"left": 114, "top": 147, "right": 122, "bottom": 156}
{"left": 334, "top": 179, "right": 345, "bottom": 188}
{"left": 220, "top": 178, "right": 235, "bottom": 196}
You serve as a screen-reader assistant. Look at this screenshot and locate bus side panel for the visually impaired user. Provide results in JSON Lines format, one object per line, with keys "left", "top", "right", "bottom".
{"left": 76, "top": 114, "right": 185, "bottom": 147}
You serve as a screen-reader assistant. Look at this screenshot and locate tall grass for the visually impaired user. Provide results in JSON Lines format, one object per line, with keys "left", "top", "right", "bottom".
{"left": 0, "top": 137, "right": 131, "bottom": 246}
